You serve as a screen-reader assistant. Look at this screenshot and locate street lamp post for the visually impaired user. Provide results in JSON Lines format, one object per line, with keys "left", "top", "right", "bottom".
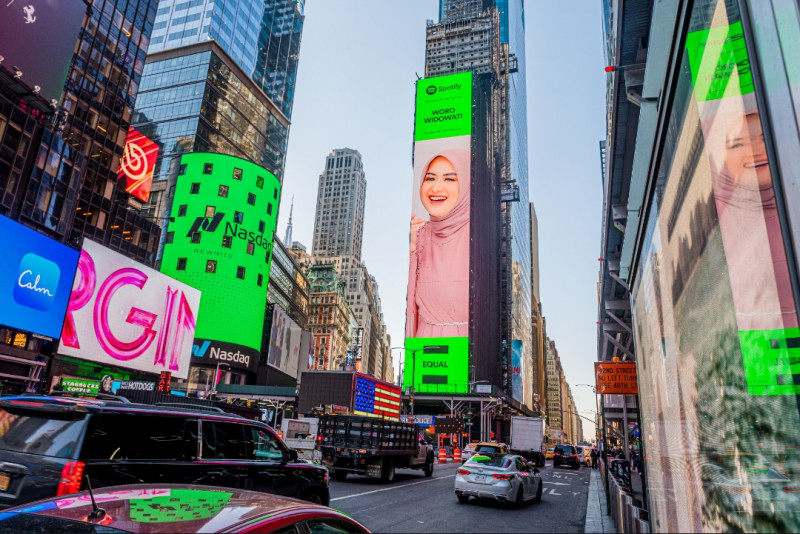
{"left": 210, "top": 362, "right": 230, "bottom": 398}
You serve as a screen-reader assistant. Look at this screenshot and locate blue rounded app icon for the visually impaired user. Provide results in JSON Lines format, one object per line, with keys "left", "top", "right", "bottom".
{"left": 14, "top": 253, "right": 61, "bottom": 312}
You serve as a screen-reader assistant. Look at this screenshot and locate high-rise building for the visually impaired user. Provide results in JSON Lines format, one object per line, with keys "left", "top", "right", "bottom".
{"left": 427, "top": 0, "right": 532, "bottom": 408}
{"left": 0, "top": 0, "right": 162, "bottom": 392}
{"left": 133, "top": 0, "right": 304, "bottom": 259}
{"left": 306, "top": 263, "right": 352, "bottom": 372}
{"left": 311, "top": 148, "right": 367, "bottom": 259}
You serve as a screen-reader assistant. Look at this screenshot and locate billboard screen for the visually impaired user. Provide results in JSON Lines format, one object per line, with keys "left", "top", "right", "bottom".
{"left": 405, "top": 72, "right": 472, "bottom": 394}
{"left": 353, "top": 373, "right": 401, "bottom": 421}
{"left": 58, "top": 239, "right": 201, "bottom": 379}
{"left": 266, "top": 306, "right": 302, "bottom": 379}
{"left": 511, "top": 340, "right": 523, "bottom": 402}
{"left": 0, "top": 0, "right": 87, "bottom": 103}
{"left": 402, "top": 337, "right": 469, "bottom": 394}
{"left": 117, "top": 128, "right": 159, "bottom": 203}
{"left": 160, "top": 153, "right": 281, "bottom": 372}
{"left": 0, "top": 214, "right": 79, "bottom": 339}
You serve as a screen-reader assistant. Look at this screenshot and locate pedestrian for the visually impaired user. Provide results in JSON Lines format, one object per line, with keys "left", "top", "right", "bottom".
{"left": 591, "top": 447, "right": 599, "bottom": 469}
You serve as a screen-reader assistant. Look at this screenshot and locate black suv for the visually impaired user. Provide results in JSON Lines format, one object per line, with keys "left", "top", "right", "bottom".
{"left": 0, "top": 395, "right": 330, "bottom": 508}
{"left": 553, "top": 444, "right": 581, "bottom": 469}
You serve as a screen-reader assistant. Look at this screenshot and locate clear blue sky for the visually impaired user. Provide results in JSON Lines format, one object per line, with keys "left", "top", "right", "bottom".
{"left": 279, "top": 0, "right": 606, "bottom": 440}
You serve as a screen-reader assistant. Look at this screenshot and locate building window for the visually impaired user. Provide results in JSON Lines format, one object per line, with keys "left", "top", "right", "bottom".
{"left": 205, "top": 206, "right": 215, "bottom": 217}
{"left": 236, "top": 266, "right": 245, "bottom": 279}
{"left": 233, "top": 168, "right": 242, "bottom": 180}
{"left": 234, "top": 211, "right": 243, "bottom": 224}
{"left": 218, "top": 184, "right": 228, "bottom": 197}
{"left": 178, "top": 204, "right": 188, "bottom": 216}
{"left": 273, "top": 187, "right": 278, "bottom": 199}
{"left": 165, "top": 231, "right": 174, "bottom": 244}
{"left": 206, "top": 260, "right": 217, "bottom": 273}
{"left": 258, "top": 220, "right": 265, "bottom": 233}
{"left": 177, "top": 258, "right": 187, "bottom": 270}
{"left": 247, "top": 242, "right": 255, "bottom": 255}
{"left": 247, "top": 193, "right": 256, "bottom": 206}
{"left": 190, "top": 183, "right": 200, "bottom": 194}
{"left": 267, "top": 203, "right": 273, "bottom": 215}
{"left": 256, "top": 176, "right": 264, "bottom": 189}
{"left": 190, "top": 231, "right": 201, "bottom": 243}
{"left": 222, "top": 235, "right": 232, "bottom": 248}
{"left": 203, "top": 163, "right": 213, "bottom": 174}
{"left": 257, "top": 273, "right": 263, "bottom": 286}
{"left": 178, "top": 164, "right": 187, "bottom": 175}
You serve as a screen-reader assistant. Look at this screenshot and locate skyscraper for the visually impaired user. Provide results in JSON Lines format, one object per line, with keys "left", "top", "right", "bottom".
{"left": 427, "top": 0, "right": 532, "bottom": 408}
{"left": 132, "top": 0, "right": 305, "bottom": 259}
{"left": 311, "top": 148, "right": 367, "bottom": 259}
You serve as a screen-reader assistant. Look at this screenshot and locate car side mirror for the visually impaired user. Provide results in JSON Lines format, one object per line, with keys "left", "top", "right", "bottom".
{"left": 285, "top": 449, "right": 298, "bottom": 462}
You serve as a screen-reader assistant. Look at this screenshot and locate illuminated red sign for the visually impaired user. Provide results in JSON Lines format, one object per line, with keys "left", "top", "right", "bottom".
{"left": 117, "top": 128, "right": 158, "bottom": 202}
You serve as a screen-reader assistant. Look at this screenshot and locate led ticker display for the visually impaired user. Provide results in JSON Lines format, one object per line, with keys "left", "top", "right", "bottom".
{"left": 117, "top": 128, "right": 159, "bottom": 203}
{"left": 0, "top": 214, "right": 79, "bottom": 339}
{"left": 161, "top": 153, "right": 281, "bottom": 373}
{"left": 353, "top": 373, "right": 401, "bottom": 421}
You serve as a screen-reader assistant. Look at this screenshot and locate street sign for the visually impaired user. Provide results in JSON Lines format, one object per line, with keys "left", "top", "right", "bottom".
{"left": 594, "top": 362, "right": 638, "bottom": 394}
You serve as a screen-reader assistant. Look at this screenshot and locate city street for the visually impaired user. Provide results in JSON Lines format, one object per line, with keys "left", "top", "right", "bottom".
{"left": 330, "top": 460, "right": 591, "bottom": 533}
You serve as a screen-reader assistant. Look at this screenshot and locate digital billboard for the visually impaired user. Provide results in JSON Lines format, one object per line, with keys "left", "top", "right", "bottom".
{"left": 58, "top": 239, "right": 201, "bottom": 379}
{"left": 117, "top": 128, "right": 159, "bottom": 203}
{"left": 0, "top": 0, "right": 87, "bottom": 103}
{"left": 511, "top": 340, "right": 523, "bottom": 402}
{"left": 160, "top": 153, "right": 281, "bottom": 373}
{"left": 405, "top": 72, "right": 472, "bottom": 394}
{"left": 266, "top": 306, "right": 302, "bottom": 379}
{"left": 0, "top": 214, "right": 79, "bottom": 339}
{"left": 402, "top": 337, "right": 469, "bottom": 394}
{"left": 353, "top": 373, "right": 401, "bottom": 421}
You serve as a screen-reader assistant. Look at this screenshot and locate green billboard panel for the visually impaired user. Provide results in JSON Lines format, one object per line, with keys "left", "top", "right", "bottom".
{"left": 403, "top": 337, "right": 469, "bottom": 394}
{"left": 685, "top": 21, "right": 754, "bottom": 102}
{"left": 414, "top": 72, "right": 473, "bottom": 141}
{"left": 160, "top": 153, "right": 280, "bottom": 373}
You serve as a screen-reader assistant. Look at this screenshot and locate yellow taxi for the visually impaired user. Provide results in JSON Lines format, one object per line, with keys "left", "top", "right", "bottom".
{"left": 546, "top": 447, "right": 555, "bottom": 460}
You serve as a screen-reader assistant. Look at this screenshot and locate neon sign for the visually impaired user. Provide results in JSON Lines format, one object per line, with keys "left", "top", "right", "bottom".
{"left": 117, "top": 128, "right": 159, "bottom": 203}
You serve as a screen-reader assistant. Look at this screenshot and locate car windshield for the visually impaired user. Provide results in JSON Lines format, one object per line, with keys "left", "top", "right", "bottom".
{"left": 557, "top": 446, "right": 575, "bottom": 454}
{"left": 467, "top": 455, "right": 511, "bottom": 468}
{"left": 475, "top": 445, "right": 501, "bottom": 454}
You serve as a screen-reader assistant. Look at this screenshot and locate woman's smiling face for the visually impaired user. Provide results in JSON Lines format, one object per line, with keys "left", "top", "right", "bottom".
{"left": 420, "top": 156, "right": 459, "bottom": 218}
{"left": 725, "top": 113, "right": 771, "bottom": 188}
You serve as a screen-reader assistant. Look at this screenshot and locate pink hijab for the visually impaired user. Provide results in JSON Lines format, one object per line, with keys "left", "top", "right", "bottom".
{"left": 405, "top": 149, "right": 471, "bottom": 338}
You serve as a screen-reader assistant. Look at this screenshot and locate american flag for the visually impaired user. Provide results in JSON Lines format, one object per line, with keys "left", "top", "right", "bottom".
{"left": 353, "top": 374, "right": 401, "bottom": 420}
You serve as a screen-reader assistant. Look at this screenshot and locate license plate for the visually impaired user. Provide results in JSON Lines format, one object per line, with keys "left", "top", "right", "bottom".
{"left": 0, "top": 474, "right": 9, "bottom": 491}
{"left": 475, "top": 474, "right": 486, "bottom": 482}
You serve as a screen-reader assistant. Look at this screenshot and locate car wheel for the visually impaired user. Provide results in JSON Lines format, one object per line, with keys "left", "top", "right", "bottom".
{"left": 533, "top": 480, "right": 543, "bottom": 502}
{"left": 304, "top": 490, "right": 325, "bottom": 505}
{"left": 424, "top": 457, "right": 434, "bottom": 478}
{"left": 514, "top": 486, "right": 524, "bottom": 508}
{"left": 456, "top": 492, "right": 470, "bottom": 504}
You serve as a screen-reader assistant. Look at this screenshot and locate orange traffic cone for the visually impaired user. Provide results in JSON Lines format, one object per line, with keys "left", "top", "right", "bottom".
{"left": 453, "top": 448, "right": 462, "bottom": 463}
{"left": 438, "top": 448, "right": 447, "bottom": 463}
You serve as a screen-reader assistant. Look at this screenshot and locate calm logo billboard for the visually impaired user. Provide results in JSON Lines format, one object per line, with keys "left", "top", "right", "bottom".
{"left": 58, "top": 239, "right": 201, "bottom": 379}
{"left": 0, "top": 215, "right": 79, "bottom": 338}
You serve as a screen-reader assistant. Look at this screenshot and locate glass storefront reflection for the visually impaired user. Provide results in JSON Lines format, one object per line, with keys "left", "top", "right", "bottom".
{"left": 630, "top": 0, "right": 800, "bottom": 532}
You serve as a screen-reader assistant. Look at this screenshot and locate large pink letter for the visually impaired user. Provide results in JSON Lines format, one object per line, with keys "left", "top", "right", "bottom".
{"left": 60, "top": 250, "right": 96, "bottom": 348}
{"left": 94, "top": 268, "right": 157, "bottom": 360}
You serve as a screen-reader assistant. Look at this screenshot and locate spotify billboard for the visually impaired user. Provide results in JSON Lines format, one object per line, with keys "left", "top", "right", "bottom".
{"left": 160, "top": 153, "right": 280, "bottom": 373}
{"left": 405, "top": 72, "right": 473, "bottom": 394}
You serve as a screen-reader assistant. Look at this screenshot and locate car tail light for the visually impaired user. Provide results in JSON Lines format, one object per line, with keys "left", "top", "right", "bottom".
{"left": 278, "top": 430, "right": 284, "bottom": 440}
{"left": 316, "top": 434, "right": 323, "bottom": 442}
{"left": 783, "top": 486, "right": 800, "bottom": 493}
{"left": 492, "top": 474, "right": 514, "bottom": 481}
{"left": 56, "top": 461, "right": 85, "bottom": 496}
{"left": 456, "top": 469, "right": 470, "bottom": 476}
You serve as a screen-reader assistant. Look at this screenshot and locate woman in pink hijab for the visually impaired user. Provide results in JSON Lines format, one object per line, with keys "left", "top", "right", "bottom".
{"left": 406, "top": 149, "right": 470, "bottom": 338}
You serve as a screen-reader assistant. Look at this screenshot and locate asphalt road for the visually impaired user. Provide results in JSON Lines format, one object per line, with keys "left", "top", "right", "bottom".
{"left": 329, "top": 460, "right": 592, "bottom": 533}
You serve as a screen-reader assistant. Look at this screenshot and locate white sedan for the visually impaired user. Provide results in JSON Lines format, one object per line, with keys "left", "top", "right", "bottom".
{"left": 455, "top": 454, "right": 543, "bottom": 507}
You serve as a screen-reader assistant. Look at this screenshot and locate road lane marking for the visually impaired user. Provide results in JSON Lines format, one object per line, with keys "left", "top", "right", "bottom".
{"left": 331, "top": 475, "right": 456, "bottom": 502}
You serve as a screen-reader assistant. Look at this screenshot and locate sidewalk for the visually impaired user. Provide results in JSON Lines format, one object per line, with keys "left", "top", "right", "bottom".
{"left": 585, "top": 468, "right": 616, "bottom": 534}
